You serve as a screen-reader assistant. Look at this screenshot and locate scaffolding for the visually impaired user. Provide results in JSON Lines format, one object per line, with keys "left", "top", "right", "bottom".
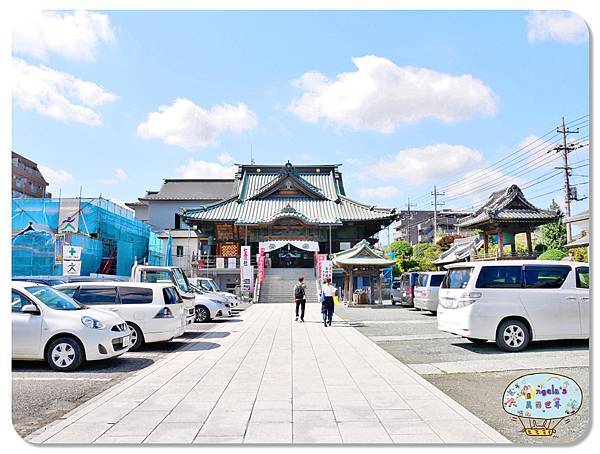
{"left": 12, "top": 197, "right": 158, "bottom": 277}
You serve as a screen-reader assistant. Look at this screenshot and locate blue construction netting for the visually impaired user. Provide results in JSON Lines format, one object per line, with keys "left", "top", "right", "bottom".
{"left": 12, "top": 197, "right": 153, "bottom": 277}
{"left": 147, "top": 231, "right": 164, "bottom": 265}
{"left": 12, "top": 230, "right": 57, "bottom": 276}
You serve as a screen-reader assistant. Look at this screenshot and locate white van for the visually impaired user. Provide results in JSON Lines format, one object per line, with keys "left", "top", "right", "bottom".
{"left": 413, "top": 271, "right": 447, "bottom": 313}
{"left": 56, "top": 282, "right": 186, "bottom": 351}
{"left": 437, "top": 260, "right": 589, "bottom": 351}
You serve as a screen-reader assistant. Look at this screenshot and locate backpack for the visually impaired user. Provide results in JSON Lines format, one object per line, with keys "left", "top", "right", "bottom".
{"left": 294, "top": 284, "right": 305, "bottom": 300}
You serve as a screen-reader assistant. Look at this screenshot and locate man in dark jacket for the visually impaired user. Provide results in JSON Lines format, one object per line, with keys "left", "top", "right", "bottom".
{"left": 294, "top": 277, "right": 306, "bottom": 322}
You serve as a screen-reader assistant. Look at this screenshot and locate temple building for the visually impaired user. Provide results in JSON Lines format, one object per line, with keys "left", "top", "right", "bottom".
{"left": 456, "top": 184, "right": 559, "bottom": 258}
{"left": 182, "top": 162, "right": 396, "bottom": 268}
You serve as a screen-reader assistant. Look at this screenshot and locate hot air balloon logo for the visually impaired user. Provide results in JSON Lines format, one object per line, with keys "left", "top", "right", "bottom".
{"left": 502, "top": 372, "right": 582, "bottom": 437}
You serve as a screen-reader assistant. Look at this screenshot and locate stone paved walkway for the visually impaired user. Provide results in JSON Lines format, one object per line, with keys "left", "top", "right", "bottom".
{"left": 27, "top": 303, "right": 509, "bottom": 444}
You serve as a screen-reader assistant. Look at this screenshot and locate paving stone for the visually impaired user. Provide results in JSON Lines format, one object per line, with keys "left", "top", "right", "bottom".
{"left": 293, "top": 392, "right": 331, "bottom": 411}
{"left": 45, "top": 422, "right": 113, "bottom": 444}
{"left": 337, "top": 421, "right": 393, "bottom": 443}
{"left": 144, "top": 422, "right": 203, "bottom": 444}
{"left": 244, "top": 422, "right": 292, "bottom": 443}
{"left": 102, "top": 410, "right": 169, "bottom": 437}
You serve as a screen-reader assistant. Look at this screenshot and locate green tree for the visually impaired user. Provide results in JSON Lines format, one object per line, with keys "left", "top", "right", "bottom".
{"left": 412, "top": 242, "right": 441, "bottom": 270}
{"left": 538, "top": 248, "right": 567, "bottom": 261}
{"left": 539, "top": 200, "right": 567, "bottom": 251}
{"left": 571, "top": 247, "right": 588, "bottom": 263}
{"left": 388, "top": 240, "right": 412, "bottom": 258}
{"left": 436, "top": 233, "right": 465, "bottom": 251}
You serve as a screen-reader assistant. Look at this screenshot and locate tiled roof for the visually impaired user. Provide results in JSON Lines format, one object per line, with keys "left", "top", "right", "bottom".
{"left": 457, "top": 185, "right": 559, "bottom": 228}
{"left": 184, "top": 197, "right": 394, "bottom": 224}
{"left": 434, "top": 236, "right": 484, "bottom": 265}
{"left": 332, "top": 239, "right": 395, "bottom": 267}
{"left": 183, "top": 163, "right": 395, "bottom": 225}
{"left": 140, "top": 179, "right": 237, "bottom": 201}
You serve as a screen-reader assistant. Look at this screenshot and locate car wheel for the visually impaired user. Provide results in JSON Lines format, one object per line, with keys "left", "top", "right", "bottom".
{"left": 195, "top": 305, "right": 211, "bottom": 323}
{"left": 466, "top": 337, "right": 488, "bottom": 345}
{"left": 46, "top": 337, "right": 85, "bottom": 372}
{"left": 127, "top": 323, "right": 144, "bottom": 351}
{"left": 496, "top": 319, "right": 530, "bottom": 352}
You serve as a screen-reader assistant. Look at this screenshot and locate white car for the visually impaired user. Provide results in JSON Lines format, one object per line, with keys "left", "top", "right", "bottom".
{"left": 190, "top": 277, "right": 240, "bottom": 307}
{"left": 12, "top": 281, "right": 131, "bottom": 371}
{"left": 55, "top": 282, "right": 186, "bottom": 351}
{"left": 437, "top": 260, "right": 589, "bottom": 352}
{"left": 413, "top": 271, "right": 446, "bottom": 313}
{"left": 130, "top": 265, "right": 231, "bottom": 323}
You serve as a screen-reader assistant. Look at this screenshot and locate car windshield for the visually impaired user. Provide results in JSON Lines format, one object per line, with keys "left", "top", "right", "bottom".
{"left": 200, "top": 279, "right": 219, "bottom": 292}
{"left": 172, "top": 269, "right": 191, "bottom": 293}
{"left": 442, "top": 268, "right": 474, "bottom": 289}
{"left": 26, "top": 286, "right": 84, "bottom": 310}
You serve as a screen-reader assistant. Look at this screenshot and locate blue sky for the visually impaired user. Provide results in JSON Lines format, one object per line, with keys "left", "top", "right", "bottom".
{"left": 12, "top": 10, "right": 589, "bottom": 216}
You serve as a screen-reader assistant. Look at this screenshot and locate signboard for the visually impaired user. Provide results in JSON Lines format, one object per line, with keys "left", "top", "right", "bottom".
{"left": 227, "top": 257, "right": 237, "bottom": 269}
{"left": 257, "top": 255, "right": 265, "bottom": 283}
{"left": 216, "top": 257, "right": 225, "bottom": 269}
{"left": 57, "top": 199, "right": 80, "bottom": 234}
{"left": 320, "top": 259, "right": 333, "bottom": 281}
{"left": 317, "top": 254, "right": 327, "bottom": 278}
{"left": 241, "top": 265, "right": 254, "bottom": 292}
{"left": 63, "top": 245, "right": 82, "bottom": 261}
{"left": 340, "top": 242, "right": 351, "bottom": 251}
{"left": 54, "top": 234, "right": 65, "bottom": 264}
{"left": 63, "top": 260, "right": 81, "bottom": 276}
{"left": 241, "top": 246, "right": 251, "bottom": 267}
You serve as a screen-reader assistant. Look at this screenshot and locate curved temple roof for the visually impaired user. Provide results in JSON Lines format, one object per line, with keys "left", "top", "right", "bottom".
{"left": 332, "top": 239, "right": 396, "bottom": 268}
{"left": 183, "top": 162, "right": 395, "bottom": 226}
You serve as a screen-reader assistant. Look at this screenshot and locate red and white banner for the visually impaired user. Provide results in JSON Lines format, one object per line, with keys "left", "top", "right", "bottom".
{"left": 258, "top": 255, "right": 265, "bottom": 283}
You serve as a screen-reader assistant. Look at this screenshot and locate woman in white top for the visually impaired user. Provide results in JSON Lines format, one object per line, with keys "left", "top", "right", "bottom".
{"left": 321, "top": 278, "right": 337, "bottom": 327}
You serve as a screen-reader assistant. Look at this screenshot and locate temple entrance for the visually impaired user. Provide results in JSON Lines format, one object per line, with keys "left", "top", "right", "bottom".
{"left": 269, "top": 244, "right": 315, "bottom": 268}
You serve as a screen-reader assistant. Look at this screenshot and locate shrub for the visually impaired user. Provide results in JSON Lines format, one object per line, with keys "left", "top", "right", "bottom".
{"left": 538, "top": 248, "right": 567, "bottom": 261}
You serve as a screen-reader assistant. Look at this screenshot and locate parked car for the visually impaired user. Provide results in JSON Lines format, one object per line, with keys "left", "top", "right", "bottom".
{"left": 55, "top": 282, "right": 186, "bottom": 351}
{"left": 130, "top": 265, "right": 230, "bottom": 323}
{"left": 437, "top": 260, "right": 590, "bottom": 352}
{"left": 190, "top": 277, "right": 240, "bottom": 307}
{"left": 390, "top": 280, "right": 402, "bottom": 305}
{"left": 413, "top": 271, "right": 447, "bottom": 313}
{"left": 395, "top": 272, "right": 420, "bottom": 307}
{"left": 12, "top": 276, "right": 67, "bottom": 286}
{"left": 12, "top": 281, "right": 131, "bottom": 371}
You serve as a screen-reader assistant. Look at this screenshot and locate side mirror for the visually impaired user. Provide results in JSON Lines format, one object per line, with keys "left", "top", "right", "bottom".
{"left": 21, "top": 304, "right": 40, "bottom": 315}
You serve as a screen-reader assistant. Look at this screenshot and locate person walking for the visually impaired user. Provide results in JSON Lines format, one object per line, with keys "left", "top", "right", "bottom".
{"left": 320, "top": 278, "right": 336, "bottom": 327}
{"left": 294, "top": 277, "right": 306, "bottom": 322}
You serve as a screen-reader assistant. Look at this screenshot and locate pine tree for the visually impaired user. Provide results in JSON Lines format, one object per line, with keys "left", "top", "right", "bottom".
{"left": 539, "top": 200, "right": 567, "bottom": 251}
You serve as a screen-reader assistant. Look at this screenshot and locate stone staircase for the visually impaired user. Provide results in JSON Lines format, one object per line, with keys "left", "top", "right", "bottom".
{"left": 258, "top": 268, "right": 320, "bottom": 304}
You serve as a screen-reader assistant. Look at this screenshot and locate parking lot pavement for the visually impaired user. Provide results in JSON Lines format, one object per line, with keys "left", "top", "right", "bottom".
{"left": 334, "top": 302, "right": 590, "bottom": 444}
{"left": 12, "top": 304, "right": 250, "bottom": 438}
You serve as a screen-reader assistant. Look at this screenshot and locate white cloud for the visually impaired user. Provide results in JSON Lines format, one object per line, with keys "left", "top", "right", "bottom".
{"left": 526, "top": 11, "right": 588, "bottom": 44}
{"left": 367, "top": 143, "right": 484, "bottom": 185}
{"left": 446, "top": 169, "right": 527, "bottom": 199}
{"left": 289, "top": 55, "right": 497, "bottom": 133}
{"left": 100, "top": 167, "right": 128, "bottom": 185}
{"left": 217, "top": 152, "right": 235, "bottom": 164}
{"left": 12, "top": 58, "right": 117, "bottom": 125}
{"left": 38, "top": 165, "right": 73, "bottom": 186}
{"left": 358, "top": 186, "right": 401, "bottom": 199}
{"left": 13, "top": 9, "right": 115, "bottom": 61}
{"left": 176, "top": 159, "right": 237, "bottom": 179}
{"left": 137, "top": 98, "right": 257, "bottom": 149}
{"left": 519, "top": 133, "right": 588, "bottom": 170}
{"left": 345, "top": 158, "right": 362, "bottom": 165}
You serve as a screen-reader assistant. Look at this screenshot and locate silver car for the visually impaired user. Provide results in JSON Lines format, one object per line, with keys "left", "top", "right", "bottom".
{"left": 413, "top": 271, "right": 447, "bottom": 313}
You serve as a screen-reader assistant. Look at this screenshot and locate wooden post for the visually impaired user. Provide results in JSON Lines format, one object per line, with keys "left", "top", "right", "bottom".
{"left": 497, "top": 230, "right": 503, "bottom": 257}
{"left": 510, "top": 234, "right": 516, "bottom": 256}
{"left": 483, "top": 234, "right": 489, "bottom": 256}
{"left": 369, "top": 272, "right": 374, "bottom": 304}
{"left": 377, "top": 271, "right": 383, "bottom": 305}
{"left": 526, "top": 231, "right": 533, "bottom": 257}
{"left": 348, "top": 268, "right": 354, "bottom": 304}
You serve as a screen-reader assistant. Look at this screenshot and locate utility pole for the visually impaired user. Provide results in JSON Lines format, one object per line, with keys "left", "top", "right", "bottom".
{"left": 551, "top": 117, "right": 582, "bottom": 243}
{"left": 431, "top": 185, "right": 445, "bottom": 243}
{"left": 405, "top": 198, "right": 416, "bottom": 245}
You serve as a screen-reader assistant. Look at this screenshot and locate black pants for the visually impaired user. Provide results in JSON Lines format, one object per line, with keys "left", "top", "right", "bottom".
{"left": 295, "top": 299, "right": 306, "bottom": 319}
{"left": 321, "top": 297, "right": 334, "bottom": 323}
